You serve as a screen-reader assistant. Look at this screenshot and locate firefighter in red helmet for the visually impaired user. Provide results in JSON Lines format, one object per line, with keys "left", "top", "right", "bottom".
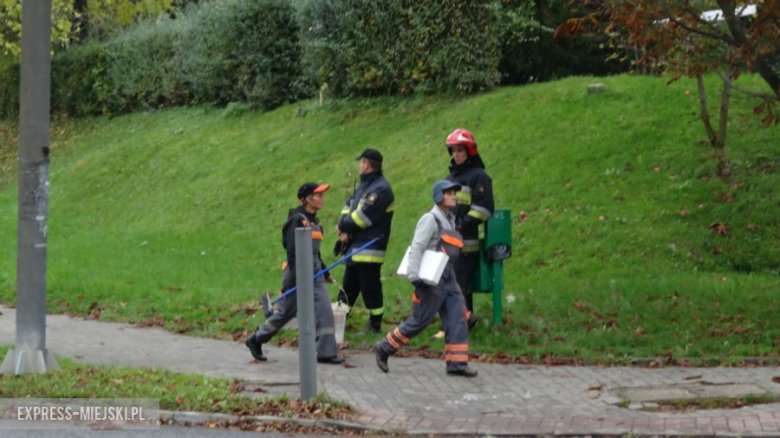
{"left": 444, "top": 128, "right": 494, "bottom": 329}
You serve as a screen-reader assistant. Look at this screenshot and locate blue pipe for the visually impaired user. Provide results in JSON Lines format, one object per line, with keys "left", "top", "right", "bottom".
{"left": 271, "top": 236, "right": 381, "bottom": 304}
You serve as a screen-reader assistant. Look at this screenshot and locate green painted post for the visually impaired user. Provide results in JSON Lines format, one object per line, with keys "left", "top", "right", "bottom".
{"left": 492, "top": 260, "right": 503, "bottom": 325}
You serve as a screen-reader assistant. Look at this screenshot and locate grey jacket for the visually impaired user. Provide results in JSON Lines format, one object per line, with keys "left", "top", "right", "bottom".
{"left": 406, "top": 205, "right": 457, "bottom": 282}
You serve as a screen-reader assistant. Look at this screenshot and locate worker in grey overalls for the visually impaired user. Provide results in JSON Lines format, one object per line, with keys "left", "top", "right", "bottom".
{"left": 374, "top": 180, "right": 477, "bottom": 377}
{"left": 245, "top": 182, "right": 345, "bottom": 365}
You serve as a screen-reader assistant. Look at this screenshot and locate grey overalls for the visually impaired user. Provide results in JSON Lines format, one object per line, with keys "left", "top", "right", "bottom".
{"left": 377, "top": 214, "right": 470, "bottom": 372}
{"left": 252, "top": 214, "right": 338, "bottom": 360}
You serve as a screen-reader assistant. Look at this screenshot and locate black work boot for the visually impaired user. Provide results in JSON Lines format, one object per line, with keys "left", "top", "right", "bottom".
{"left": 317, "top": 356, "right": 346, "bottom": 365}
{"left": 245, "top": 335, "right": 267, "bottom": 361}
{"left": 374, "top": 342, "right": 389, "bottom": 373}
{"left": 447, "top": 366, "right": 478, "bottom": 377}
{"left": 467, "top": 315, "right": 479, "bottom": 331}
{"left": 360, "top": 314, "right": 382, "bottom": 334}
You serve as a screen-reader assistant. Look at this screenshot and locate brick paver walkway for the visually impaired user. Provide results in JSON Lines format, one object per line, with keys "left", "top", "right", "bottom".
{"left": 1, "top": 306, "right": 778, "bottom": 436}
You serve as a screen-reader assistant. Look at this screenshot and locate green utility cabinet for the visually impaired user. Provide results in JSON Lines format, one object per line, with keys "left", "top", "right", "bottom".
{"left": 469, "top": 209, "right": 512, "bottom": 325}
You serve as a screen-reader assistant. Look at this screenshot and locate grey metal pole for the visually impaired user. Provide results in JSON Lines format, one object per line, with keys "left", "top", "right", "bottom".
{"left": 0, "top": 0, "right": 59, "bottom": 375}
{"left": 294, "top": 227, "right": 317, "bottom": 400}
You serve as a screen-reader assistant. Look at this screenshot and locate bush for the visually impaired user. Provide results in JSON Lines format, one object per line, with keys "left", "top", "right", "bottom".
{"left": 185, "top": 0, "right": 303, "bottom": 110}
{"left": 298, "top": 0, "right": 501, "bottom": 97}
{"left": 498, "top": 1, "right": 628, "bottom": 84}
{"left": 0, "top": 58, "right": 19, "bottom": 118}
{"left": 51, "top": 43, "right": 108, "bottom": 116}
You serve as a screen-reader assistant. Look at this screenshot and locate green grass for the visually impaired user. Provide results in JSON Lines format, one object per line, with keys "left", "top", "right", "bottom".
{"left": 648, "top": 394, "right": 778, "bottom": 412}
{"left": 0, "top": 347, "right": 352, "bottom": 418}
{"left": 0, "top": 74, "right": 778, "bottom": 364}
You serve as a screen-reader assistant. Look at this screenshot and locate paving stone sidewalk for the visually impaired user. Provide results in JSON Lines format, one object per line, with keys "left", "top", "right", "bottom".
{"left": 1, "top": 306, "right": 778, "bottom": 436}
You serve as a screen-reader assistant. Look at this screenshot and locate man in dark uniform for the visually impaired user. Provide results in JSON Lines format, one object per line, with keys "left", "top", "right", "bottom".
{"left": 336, "top": 148, "right": 395, "bottom": 334}
{"left": 445, "top": 129, "right": 494, "bottom": 329}
{"left": 245, "top": 182, "right": 344, "bottom": 364}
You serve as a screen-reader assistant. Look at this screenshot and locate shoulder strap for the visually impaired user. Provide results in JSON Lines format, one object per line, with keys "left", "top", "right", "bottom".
{"left": 427, "top": 213, "right": 444, "bottom": 250}
{"left": 297, "top": 212, "right": 310, "bottom": 227}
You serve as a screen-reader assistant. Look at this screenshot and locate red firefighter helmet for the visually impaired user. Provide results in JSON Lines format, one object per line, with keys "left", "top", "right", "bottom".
{"left": 446, "top": 128, "right": 478, "bottom": 156}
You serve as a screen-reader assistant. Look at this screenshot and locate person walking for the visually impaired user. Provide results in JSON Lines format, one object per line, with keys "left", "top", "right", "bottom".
{"left": 374, "top": 180, "right": 477, "bottom": 377}
{"left": 445, "top": 128, "right": 494, "bottom": 329}
{"left": 245, "top": 182, "right": 345, "bottom": 365}
{"left": 336, "top": 148, "right": 395, "bottom": 334}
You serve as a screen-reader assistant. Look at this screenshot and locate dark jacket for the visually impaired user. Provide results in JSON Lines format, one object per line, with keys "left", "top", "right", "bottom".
{"left": 447, "top": 161, "right": 494, "bottom": 253}
{"left": 282, "top": 206, "right": 329, "bottom": 290}
{"left": 337, "top": 170, "right": 395, "bottom": 263}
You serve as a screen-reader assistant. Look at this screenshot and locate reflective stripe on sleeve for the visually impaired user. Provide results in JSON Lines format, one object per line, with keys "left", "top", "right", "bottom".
{"left": 350, "top": 209, "right": 372, "bottom": 229}
{"left": 467, "top": 205, "right": 492, "bottom": 221}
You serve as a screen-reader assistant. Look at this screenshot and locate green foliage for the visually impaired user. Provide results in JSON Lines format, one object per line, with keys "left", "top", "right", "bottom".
{"left": 0, "top": 0, "right": 76, "bottom": 57}
{"left": 185, "top": 0, "right": 303, "bottom": 109}
{"left": 0, "top": 0, "right": 175, "bottom": 58}
{"left": 0, "top": 56, "right": 18, "bottom": 118}
{"left": 498, "top": 1, "right": 627, "bottom": 84}
{"left": 0, "top": 346, "right": 353, "bottom": 417}
{"left": 100, "top": 18, "right": 189, "bottom": 113}
{"left": 297, "top": 0, "right": 501, "bottom": 96}
{"left": 0, "top": 75, "right": 777, "bottom": 363}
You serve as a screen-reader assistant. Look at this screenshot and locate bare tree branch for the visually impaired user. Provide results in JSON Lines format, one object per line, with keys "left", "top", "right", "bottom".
{"left": 714, "top": 70, "right": 778, "bottom": 100}
{"left": 667, "top": 17, "right": 735, "bottom": 45}
{"left": 716, "top": 0, "right": 780, "bottom": 97}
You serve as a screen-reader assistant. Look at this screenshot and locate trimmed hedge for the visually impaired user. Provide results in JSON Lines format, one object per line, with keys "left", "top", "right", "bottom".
{"left": 0, "top": 0, "right": 623, "bottom": 118}
{"left": 0, "top": 58, "right": 19, "bottom": 119}
{"left": 297, "top": 0, "right": 501, "bottom": 96}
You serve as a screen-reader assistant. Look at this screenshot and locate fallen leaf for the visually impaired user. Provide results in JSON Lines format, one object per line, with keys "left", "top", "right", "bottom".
{"left": 679, "top": 209, "right": 689, "bottom": 216}
{"left": 708, "top": 222, "right": 729, "bottom": 236}
{"left": 342, "top": 362, "right": 356, "bottom": 368}
{"left": 772, "top": 377, "right": 780, "bottom": 384}
{"left": 654, "top": 167, "right": 661, "bottom": 173}
{"left": 587, "top": 384, "right": 605, "bottom": 391}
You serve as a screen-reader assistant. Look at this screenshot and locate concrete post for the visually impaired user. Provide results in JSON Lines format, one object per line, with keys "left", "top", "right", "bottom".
{"left": 294, "top": 228, "right": 317, "bottom": 400}
{"left": 1, "top": 0, "right": 59, "bottom": 375}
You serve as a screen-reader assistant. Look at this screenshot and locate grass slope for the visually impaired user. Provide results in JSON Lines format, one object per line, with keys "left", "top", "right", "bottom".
{"left": 0, "top": 74, "right": 778, "bottom": 364}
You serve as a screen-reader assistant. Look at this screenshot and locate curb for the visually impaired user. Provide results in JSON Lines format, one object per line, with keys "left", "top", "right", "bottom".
{"left": 162, "top": 410, "right": 385, "bottom": 433}
{"left": 162, "top": 410, "right": 780, "bottom": 437}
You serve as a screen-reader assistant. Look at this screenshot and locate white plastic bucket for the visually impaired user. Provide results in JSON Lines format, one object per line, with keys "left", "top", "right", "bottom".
{"left": 331, "top": 302, "right": 348, "bottom": 345}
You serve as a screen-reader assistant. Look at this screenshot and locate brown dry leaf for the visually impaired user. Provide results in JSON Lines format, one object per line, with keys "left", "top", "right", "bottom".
{"left": 599, "top": 215, "right": 609, "bottom": 221}
{"left": 708, "top": 222, "right": 729, "bottom": 236}
{"left": 135, "top": 317, "right": 165, "bottom": 328}
{"left": 231, "top": 328, "right": 250, "bottom": 341}
{"left": 86, "top": 308, "right": 101, "bottom": 320}
{"left": 587, "top": 384, "right": 605, "bottom": 391}
{"left": 679, "top": 209, "right": 689, "bottom": 216}
{"left": 712, "top": 246, "right": 723, "bottom": 254}
{"left": 747, "top": 224, "right": 761, "bottom": 232}
{"left": 175, "top": 397, "right": 185, "bottom": 405}
{"left": 653, "top": 167, "right": 661, "bottom": 173}
{"left": 342, "top": 362, "right": 356, "bottom": 369}
{"left": 772, "top": 376, "right": 780, "bottom": 384}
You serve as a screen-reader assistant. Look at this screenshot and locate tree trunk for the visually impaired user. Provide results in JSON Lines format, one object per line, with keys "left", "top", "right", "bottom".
{"left": 696, "top": 73, "right": 733, "bottom": 182}
{"left": 716, "top": 68, "right": 733, "bottom": 181}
